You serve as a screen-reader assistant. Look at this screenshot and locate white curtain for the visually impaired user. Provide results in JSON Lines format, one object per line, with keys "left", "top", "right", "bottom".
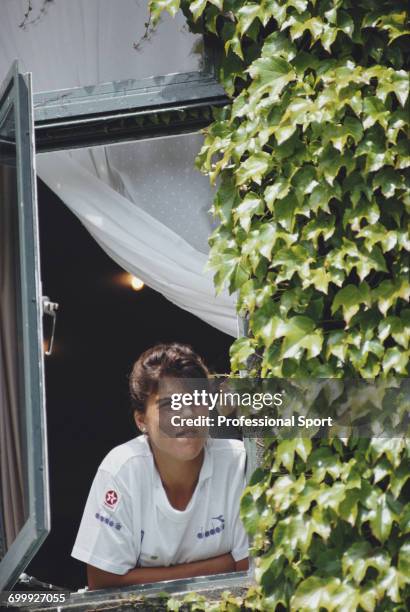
{"left": 0, "top": 0, "right": 237, "bottom": 336}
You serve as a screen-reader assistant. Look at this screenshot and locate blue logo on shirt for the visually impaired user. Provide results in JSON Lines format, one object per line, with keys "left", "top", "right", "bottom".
{"left": 95, "top": 512, "right": 121, "bottom": 530}
{"left": 197, "top": 515, "right": 225, "bottom": 539}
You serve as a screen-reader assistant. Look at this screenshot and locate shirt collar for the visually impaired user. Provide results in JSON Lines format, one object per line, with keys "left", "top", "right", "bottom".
{"left": 144, "top": 436, "right": 213, "bottom": 521}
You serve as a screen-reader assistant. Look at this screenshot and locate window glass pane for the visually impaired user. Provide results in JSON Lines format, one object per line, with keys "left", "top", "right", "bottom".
{"left": 0, "top": 97, "right": 29, "bottom": 557}
{"left": 0, "top": 0, "right": 204, "bottom": 93}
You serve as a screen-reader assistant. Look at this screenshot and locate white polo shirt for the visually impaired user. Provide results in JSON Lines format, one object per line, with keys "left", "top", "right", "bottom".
{"left": 72, "top": 436, "right": 249, "bottom": 575}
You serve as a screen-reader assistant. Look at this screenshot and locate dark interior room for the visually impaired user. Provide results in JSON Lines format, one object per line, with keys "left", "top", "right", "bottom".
{"left": 26, "top": 179, "right": 233, "bottom": 590}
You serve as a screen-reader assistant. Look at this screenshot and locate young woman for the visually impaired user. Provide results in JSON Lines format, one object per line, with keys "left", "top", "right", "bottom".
{"left": 71, "top": 343, "right": 249, "bottom": 590}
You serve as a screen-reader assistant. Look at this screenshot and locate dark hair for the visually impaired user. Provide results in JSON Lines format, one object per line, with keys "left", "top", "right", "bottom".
{"left": 129, "top": 342, "right": 209, "bottom": 413}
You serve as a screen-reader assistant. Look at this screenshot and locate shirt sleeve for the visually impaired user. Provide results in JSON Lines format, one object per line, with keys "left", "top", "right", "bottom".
{"left": 71, "top": 468, "right": 138, "bottom": 575}
{"left": 230, "top": 451, "right": 249, "bottom": 562}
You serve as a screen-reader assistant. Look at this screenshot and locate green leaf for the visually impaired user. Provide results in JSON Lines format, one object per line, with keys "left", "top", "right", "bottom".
{"left": 274, "top": 193, "right": 299, "bottom": 231}
{"left": 369, "top": 438, "right": 405, "bottom": 467}
{"left": 382, "top": 347, "right": 409, "bottom": 375}
{"left": 373, "top": 457, "right": 392, "bottom": 484}
{"left": 149, "top": 0, "right": 180, "bottom": 24}
{"left": 373, "top": 167, "right": 403, "bottom": 198}
{"left": 357, "top": 223, "right": 397, "bottom": 253}
{"left": 225, "top": 33, "right": 244, "bottom": 61}
{"left": 237, "top": 4, "right": 262, "bottom": 35}
{"left": 234, "top": 193, "right": 264, "bottom": 231}
{"left": 291, "top": 576, "right": 341, "bottom": 611}
{"left": 390, "top": 461, "right": 410, "bottom": 498}
{"left": 287, "top": 0, "right": 308, "bottom": 13}
{"left": 302, "top": 215, "right": 335, "bottom": 247}
{"left": 230, "top": 262, "right": 250, "bottom": 292}
{"left": 337, "top": 11, "right": 354, "bottom": 38}
{"left": 274, "top": 439, "right": 298, "bottom": 472}
{"left": 230, "top": 337, "right": 255, "bottom": 371}
{"left": 332, "top": 285, "right": 365, "bottom": 324}
{"left": 189, "top": 0, "right": 208, "bottom": 20}
{"left": 274, "top": 514, "right": 312, "bottom": 556}
{"left": 209, "top": 247, "right": 240, "bottom": 294}
{"left": 241, "top": 491, "right": 263, "bottom": 535}
{"left": 342, "top": 542, "right": 390, "bottom": 584}
{"left": 377, "top": 69, "right": 409, "bottom": 107}
{"left": 295, "top": 438, "right": 312, "bottom": 462}
{"left": 292, "top": 165, "right": 319, "bottom": 201}
{"left": 309, "top": 268, "right": 332, "bottom": 294}
{"left": 398, "top": 541, "right": 410, "bottom": 577}
{"left": 307, "top": 447, "right": 342, "bottom": 482}
{"left": 316, "top": 483, "right": 347, "bottom": 511}
{"left": 374, "top": 278, "right": 410, "bottom": 315}
{"left": 213, "top": 174, "right": 239, "bottom": 223}
{"left": 264, "top": 178, "right": 290, "bottom": 209}
{"left": 262, "top": 32, "right": 296, "bottom": 62}
{"left": 363, "top": 96, "right": 390, "bottom": 130}
{"left": 281, "top": 316, "right": 323, "bottom": 359}
{"left": 321, "top": 23, "right": 338, "bottom": 52}
{"left": 378, "top": 316, "right": 409, "bottom": 348}
{"left": 354, "top": 246, "right": 388, "bottom": 281}
{"left": 368, "top": 493, "right": 396, "bottom": 543}
{"left": 248, "top": 57, "right": 296, "bottom": 103}
{"left": 319, "top": 146, "right": 355, "bottom": 183}
{"left": 309, "top": 182, "right": 341, "bottom": 213}
{"left": 236, "top": 152, "right": 272, "bottom": 185}
{"left": 330, "top": 117, "right": 364, "bottom": 152}
{"left": 207, "top": 0, "right": 223, "bottom": 10}
{"left": 343, "top": 171, "right": 372, "bottom": 206}
{"left": 400, "top": 503, "right": 410, "bottom": 534}
{"left": 378, "top": 566, "right": 406, "bottom": 603}
{"left": 286, "top": 15, "right": 325, "bottom": 43}
{"left": 333, "top": 583, "right": 378, "bottom": 611}
{"left": 339, "top": 489, "right": 361, "bottom": 526}
{"left": 252, "top": 304, "right": 286, "bottom": 348}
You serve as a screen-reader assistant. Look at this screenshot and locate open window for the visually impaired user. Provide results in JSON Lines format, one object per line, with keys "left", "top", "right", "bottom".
{"left": 0, "top": 1, "right": 256, "bottom": 605}
{"left": 0, "top": 61, "right": 49, "bottom": 591}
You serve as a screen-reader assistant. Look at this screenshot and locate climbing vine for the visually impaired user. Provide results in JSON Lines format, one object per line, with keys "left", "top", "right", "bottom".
{"left": 148, "top": 0, "right": 410, "bottom": 609}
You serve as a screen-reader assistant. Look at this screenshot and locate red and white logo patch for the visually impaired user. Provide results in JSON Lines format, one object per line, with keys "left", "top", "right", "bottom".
{"left": 103, "top": 489, "right": 120, "bottom": 511}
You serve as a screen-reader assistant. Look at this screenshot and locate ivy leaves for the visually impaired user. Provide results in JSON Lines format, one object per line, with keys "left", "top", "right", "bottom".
{"left": 150, "top": 0, "right": 410, "bottom": 609}
{"left": 240, "top": 436, "right": 410, "bottom": 611}
{"left": 252, "top": 307, "right": 323, "bottom": 363}
{"left": 247, "top": 56, "right": 296, "bottom": 105}
{"left": 196, "top": 0, "right": 409, "bottom": 378}
{"left": 235, "top": 151, "right": 272, "bottom": 185}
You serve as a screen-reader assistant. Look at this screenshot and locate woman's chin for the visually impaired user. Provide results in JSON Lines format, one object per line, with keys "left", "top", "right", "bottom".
{"left": 169, "top": 437, "right": 205, "bottom": 460}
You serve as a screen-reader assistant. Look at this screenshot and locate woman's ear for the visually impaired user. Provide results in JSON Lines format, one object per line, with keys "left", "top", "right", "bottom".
{"left": 134, "top": 411, "right": 146, "bottom": 433}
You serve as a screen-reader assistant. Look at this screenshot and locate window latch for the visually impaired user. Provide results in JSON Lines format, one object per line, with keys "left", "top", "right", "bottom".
{"left": 42, "top": 297, "right": 59, "bottom": 356}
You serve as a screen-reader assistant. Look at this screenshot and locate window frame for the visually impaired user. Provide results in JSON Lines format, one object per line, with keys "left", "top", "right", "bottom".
{"left": 63, "top": 569, "right": 253, "bottom": 608}
{"left": 0, "top": 60, "right": 50, "bottom": 592}
{"left": 33, "top": 35, "right": 229, "bottom": 152}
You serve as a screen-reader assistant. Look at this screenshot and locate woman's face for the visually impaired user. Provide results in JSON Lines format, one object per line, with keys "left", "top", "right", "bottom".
{"left": 134, "top": 379, "right": 209, "bottom": 462}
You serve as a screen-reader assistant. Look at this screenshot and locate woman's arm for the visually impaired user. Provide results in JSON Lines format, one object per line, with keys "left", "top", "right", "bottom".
{"left": 235, "top": 558, "right": 249, "bottom": 572}
{"left": 87, "top": 553, "right": 244, "bottom": 590}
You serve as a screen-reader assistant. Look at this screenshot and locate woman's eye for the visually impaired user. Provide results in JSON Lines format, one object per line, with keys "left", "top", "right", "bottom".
{"left": 158, "top": 401, "right": 173, "bottom": 413}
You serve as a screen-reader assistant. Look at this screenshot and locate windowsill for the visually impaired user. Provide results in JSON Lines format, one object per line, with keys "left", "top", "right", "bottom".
{"left": 17, "top": 571, "right": 254, "bottom": 611}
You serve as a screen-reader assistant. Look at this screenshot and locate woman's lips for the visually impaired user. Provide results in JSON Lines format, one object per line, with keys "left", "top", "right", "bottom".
{"left": 175, "top": 428, "right": 200, "bottom": 437}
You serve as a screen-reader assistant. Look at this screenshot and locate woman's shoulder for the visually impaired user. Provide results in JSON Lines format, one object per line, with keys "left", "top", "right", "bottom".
{"left": 98, "top": 435, "right": 151, "bottom": 478}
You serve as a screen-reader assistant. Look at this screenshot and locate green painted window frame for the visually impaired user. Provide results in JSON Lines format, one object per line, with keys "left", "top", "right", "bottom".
{"left": 0, "top": 60, "right": 50, "bottom": 592}
{"left": 33, "top": 36, "right": 229, "bottom": 152}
